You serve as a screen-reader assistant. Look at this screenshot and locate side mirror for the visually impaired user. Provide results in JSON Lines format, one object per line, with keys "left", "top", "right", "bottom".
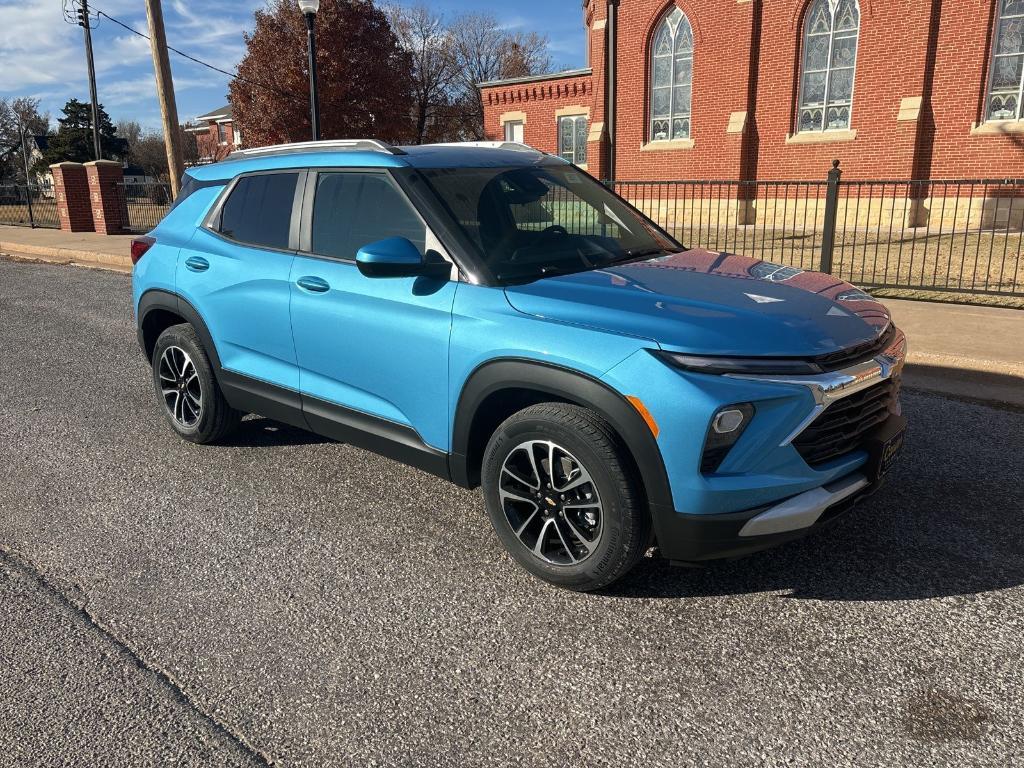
{"left": 356, "top": 237, "right": 449, "bottom": 279}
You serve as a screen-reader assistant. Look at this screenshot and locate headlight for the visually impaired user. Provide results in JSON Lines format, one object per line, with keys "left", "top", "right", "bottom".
{"left": 701, "top": 403, "right": 755, "bottom": 474}
{"left": 657, "top": 351, "right": 822, "bottom": 376}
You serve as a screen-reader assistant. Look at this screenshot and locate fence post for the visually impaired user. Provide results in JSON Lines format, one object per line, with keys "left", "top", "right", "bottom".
{"left": 819, "top": 159, "right": 842, "bottom": 274}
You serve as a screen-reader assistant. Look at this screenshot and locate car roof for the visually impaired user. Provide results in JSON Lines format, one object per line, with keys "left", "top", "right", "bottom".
{"left": 185, "top": 141, "right": 567, "bottom": 183}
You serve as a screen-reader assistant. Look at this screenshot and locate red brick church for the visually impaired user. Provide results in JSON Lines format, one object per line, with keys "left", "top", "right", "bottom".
{"left": 480, "top": 0, "right": 1024, "bottom": 181}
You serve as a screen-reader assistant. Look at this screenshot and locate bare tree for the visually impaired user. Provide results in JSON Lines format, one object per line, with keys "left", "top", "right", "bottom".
{"left": 0, "top": 97, "right": 49, "bottom": 183}
{"left": 178, "top": 123, "right": 200, "bottom": 168}
{"left": 449, "top": 14, "right": 551, "bottom": 139}
{"left": 386, "top": 3, "right": 459, "bottom": 144}
{"left": 116, "top": 119, "right": 144, "bottom": 152}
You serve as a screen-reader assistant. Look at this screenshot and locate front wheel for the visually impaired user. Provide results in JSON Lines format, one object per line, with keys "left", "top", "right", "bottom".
{"left": 481, "top": 403, "right": 650, "bottom": 591}
{"left": 151, "top": 323, "right": 241, "bottom": 444}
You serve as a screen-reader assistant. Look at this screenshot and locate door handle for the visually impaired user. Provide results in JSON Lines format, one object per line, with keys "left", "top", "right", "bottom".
{"left": 184, "top": 256, "right": 209, "bottom": 273}
{"left": 297, "top": 276, "right": 330, "bottom": 294}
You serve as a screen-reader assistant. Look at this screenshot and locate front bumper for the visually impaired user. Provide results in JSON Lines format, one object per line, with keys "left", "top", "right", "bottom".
{"left": 656, "top": 469, "right": 883, "bottom": 564}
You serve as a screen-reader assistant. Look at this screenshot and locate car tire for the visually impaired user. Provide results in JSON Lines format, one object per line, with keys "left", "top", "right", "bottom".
{"left": 151, "top": 323, "right": 241, "bottom": 444}
{"left": 482, "top": 403, "right": 650, "bottom": 591}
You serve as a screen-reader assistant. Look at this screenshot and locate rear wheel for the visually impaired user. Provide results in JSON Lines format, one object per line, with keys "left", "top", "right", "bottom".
{"left": 151, "top": 323, "right": 241, "bottom": 444}
{"left": 482, "top": 403, "right": 650, "bottom": 591}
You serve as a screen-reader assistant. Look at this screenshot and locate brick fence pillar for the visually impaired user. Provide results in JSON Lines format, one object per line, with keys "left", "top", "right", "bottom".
{"left": 50, "top": 162, "right": 94, "bottom": 232}
{"left": 85, "top": 160, "right": 129, "bottom": 234}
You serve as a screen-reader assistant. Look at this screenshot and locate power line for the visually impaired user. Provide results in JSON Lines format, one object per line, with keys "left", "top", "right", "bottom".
{"left": 92, "top": 8, "right": 307, "bottom": 106}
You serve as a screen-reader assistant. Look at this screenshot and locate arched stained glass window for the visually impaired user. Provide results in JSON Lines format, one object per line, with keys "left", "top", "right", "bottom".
{"left": 987, "top": 0, "right": 1024, "bottom": 121}
{"left": 798, "top": 0, "right": 860, "bottom": 133}
{"left": 650, "top": 7, "right": 694, "bottom": 142}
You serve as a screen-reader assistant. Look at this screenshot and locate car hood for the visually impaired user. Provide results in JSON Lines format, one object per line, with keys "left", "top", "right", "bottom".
{"left": 503, "top": 249, "right": 892, "bottom": 357}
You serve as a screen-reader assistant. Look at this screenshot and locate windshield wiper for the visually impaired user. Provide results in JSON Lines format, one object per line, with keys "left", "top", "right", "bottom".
{"left": 610, "top": 247, "right": 674, "bottom": 265}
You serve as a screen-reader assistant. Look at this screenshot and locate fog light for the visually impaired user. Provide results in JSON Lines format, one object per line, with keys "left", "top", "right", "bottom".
{"left": 713, "top": 408, "right": 746, "bottom": 434}
{"left": 700, "top": 403, "right": 755, "bottom": 474}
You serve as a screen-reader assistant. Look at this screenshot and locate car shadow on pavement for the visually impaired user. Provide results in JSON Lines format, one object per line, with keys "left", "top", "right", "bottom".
{"left": 606, "top": 493, "right": 1024, "bottom": 603}
{"left": 215, "top": 417, "right": 333, "bottom": 449}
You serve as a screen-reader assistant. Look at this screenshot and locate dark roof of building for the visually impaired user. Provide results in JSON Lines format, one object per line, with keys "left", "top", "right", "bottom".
{"left": 478, "top": 68, "right": 593, "bottom": 89}
{"left": 196, "top": 104, "right": 233, "bottom": 122}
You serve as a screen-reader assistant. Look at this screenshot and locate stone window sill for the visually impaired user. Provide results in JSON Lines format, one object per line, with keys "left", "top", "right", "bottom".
{"left": 785, "top": 129, "right": 857, "bottom": 145}
{"left": 640, "top": 139, "right": 695, "bottom": 152}
{"left": 970, "top": 120, "right": 1024, "bottom": 136}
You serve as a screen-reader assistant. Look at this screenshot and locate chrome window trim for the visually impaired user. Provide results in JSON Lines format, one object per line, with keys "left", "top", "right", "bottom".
{"left": 728, "top": 328, "right": 907, "bottom": 447}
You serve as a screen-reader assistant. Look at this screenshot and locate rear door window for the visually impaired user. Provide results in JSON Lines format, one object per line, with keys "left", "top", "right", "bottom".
{"left": 310, "top": 172, "right": 427, "bottom": 261}
{"left": 216, "top": 172, "right": 299, "bottom": 250}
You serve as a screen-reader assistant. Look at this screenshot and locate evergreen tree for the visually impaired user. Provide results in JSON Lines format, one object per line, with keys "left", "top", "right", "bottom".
{"left": 40, "top": 99, "right": 127, "bottom": 168}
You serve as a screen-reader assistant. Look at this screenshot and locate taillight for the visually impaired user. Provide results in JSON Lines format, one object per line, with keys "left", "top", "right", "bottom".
{"left": 131, "top": 236, "right": 156, "bottom": 265}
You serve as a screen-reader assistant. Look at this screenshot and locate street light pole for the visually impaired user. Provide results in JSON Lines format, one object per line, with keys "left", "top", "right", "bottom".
{"left": 77, "top": 0, "right": 103, "bottom": 160}
{"left": 299, "top": 0, "right": 321, "bottom": 141}
{"left": 17, "top": 117, "right": 35, "bottom": 228}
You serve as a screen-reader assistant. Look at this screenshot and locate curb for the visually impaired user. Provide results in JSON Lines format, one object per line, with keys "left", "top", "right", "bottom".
{"left": 0, "top": 241, "right": 131, "bottom": 270}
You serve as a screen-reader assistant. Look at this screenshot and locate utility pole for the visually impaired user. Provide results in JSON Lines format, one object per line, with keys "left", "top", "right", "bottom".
{"left": 77, "top": 0, "right": 103, "bottom": 161}
{"left": 144, "top": 0, "right": 185, "bottom": 197}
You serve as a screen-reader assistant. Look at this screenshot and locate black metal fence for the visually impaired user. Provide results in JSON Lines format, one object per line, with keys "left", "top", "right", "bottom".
{"left": 0, "top": 184, "right": 60, "bottom": 229}
{"left": 607, "top": 166, "right": 1024, "bottom": 298}
{"left": 116, "top": 182, "right": 174, "bottom": 233}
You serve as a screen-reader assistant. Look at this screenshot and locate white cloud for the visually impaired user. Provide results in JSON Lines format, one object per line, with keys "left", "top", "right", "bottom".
{"left": 0, "top": 0, "right": 262, "bottom": 126}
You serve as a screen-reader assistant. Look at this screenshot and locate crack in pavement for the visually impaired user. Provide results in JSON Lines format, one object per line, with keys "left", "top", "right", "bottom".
{"left": 0, "top": 545, "right": 275, "bottom": 767}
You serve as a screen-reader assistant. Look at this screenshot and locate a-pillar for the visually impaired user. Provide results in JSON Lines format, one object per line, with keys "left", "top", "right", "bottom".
{"left": 50, "top": 162, "right": 94, "bottom": 232}
{"left": 85, "top": 160, "right": 128, "bottom": 235}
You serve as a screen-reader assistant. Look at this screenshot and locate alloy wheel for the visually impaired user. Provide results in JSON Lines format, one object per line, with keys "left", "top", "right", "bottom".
{"left": 498, "top": 440, "right": 604, "bottom": 565}
{"left": 158, "top": 346, "right": 203, "bottom": 428}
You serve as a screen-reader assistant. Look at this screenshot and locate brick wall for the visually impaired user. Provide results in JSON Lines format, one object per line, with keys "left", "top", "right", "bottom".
{"left": 85, "top": 160, "right": 127, "bottom": 235}
{"left": 50, "top": 163, "right": 94, "bottom": 233}
{"left": 481, "top": 71, "right": 600, "bottom": 169}
{"left": 196, "top": 122, "right": 237, "bottom": 163}
{"left": 480, "top": 0, "right": 1024, "bottom": 182}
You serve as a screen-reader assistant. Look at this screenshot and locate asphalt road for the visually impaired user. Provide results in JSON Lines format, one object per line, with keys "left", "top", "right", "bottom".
{"left": 1, "top": 256, "right": 1023, "bottom": 767}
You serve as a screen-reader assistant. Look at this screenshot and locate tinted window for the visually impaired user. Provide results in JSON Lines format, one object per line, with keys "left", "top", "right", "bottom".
{"left": 170, "top": 174, "right": 223, "bottom": 212}
{"left": 311, "top": 172, "right": 426, "bottom": 260}
{"left": 217, "top": 172, "right": 298, "bottom": 250}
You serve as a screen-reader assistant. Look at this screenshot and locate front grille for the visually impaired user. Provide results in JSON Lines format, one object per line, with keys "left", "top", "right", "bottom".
{"left": 812, "top": 325, "right": 896, "bottom": 372}
{"left": 793, "top": 378, "right": 900, "bottom": 467}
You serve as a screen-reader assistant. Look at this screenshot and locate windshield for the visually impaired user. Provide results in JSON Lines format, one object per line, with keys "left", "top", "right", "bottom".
{"left": 417, "top": 165, "right": 680, "bottom": 284}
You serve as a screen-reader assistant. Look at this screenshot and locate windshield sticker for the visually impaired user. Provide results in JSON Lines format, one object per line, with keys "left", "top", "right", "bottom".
{"left": 603, "top": 203, "right": 634, "bottom": 234}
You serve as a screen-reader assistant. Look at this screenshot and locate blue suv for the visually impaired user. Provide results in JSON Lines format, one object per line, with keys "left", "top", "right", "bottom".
{"left": 133, "top": 140, "right": 907, "bottom": 591}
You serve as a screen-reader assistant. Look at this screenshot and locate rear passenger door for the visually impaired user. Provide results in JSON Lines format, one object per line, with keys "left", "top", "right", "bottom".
{"left": 289, "top": 170, "right": 457, "bottom": 453}
{"left": 176, "top": 170, "right": 302, "bottom": 399}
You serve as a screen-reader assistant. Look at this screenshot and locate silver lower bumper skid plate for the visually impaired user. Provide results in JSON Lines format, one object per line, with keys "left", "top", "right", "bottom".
{"left": 738, "top": 472, "right": 870, "bottom": 537}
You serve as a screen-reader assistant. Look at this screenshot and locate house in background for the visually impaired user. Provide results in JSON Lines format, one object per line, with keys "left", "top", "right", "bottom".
{"left": 479, "top": 0, "right": 1024, "bottom": 183}
{"left": 186, "top": 104, "right": 241, "bottom": 165}
{"left": 122, "top": 165, "right": 158, "bottom": 185}
{"left": 28, "top": 135, "right": 54, "bottom": 195}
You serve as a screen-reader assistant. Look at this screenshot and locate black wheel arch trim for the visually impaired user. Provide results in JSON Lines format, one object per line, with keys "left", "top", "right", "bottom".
{"left": 450, "top": 358, "right": 675, "bottom": 518}
{"left": 137, "top": 289, "right": 223, "bottom": 372}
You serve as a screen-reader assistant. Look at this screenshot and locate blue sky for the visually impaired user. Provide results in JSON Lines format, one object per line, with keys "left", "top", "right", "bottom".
{"left": 0, "top": 0, "right": 586, "bottom": 133}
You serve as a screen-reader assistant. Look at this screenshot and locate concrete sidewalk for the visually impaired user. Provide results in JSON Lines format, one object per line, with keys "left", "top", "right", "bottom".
{"left": 886, "top": 300, "right": 1024, "bottom": 408}
{"left": 2, "top": 224, "right": 1021, "bottom": 407}
{"left": 0, "top": 225, "right": 134, "bottom": 271}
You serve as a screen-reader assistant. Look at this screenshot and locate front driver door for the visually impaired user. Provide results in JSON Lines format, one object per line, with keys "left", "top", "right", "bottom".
{"left": 289, "top": 170, "right": 457, "bottom": 458}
